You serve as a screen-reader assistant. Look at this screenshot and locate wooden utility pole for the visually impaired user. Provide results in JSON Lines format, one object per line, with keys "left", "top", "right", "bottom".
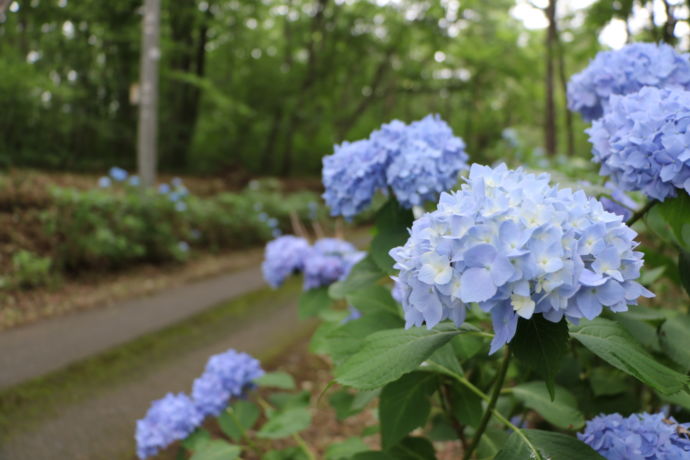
{"left": 544, "top": 0, "right": 558, "bottom": 156}
{"left": 137, "top": 0, "right": 161, "bottom": 187}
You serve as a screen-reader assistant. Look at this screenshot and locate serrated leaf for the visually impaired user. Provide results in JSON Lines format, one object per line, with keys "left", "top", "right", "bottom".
{"left": 511, "top": 382, "right": 584, "bottom": 430}
{"left": 615, "top": 313, "right": 661, "bottom": 352}
{"left": 335, "top": 328, "right": 461, "bottom": 390}
{"left": 659, "top": 314, "right": 690, "bottom": 372}
{"left": 256, "top": 407, "right": 311, "bottom": 439}
{"left": 325, "top": 437, "right": 369, "bottom": 460}
{"left": 189, "top": 440, "right": 241, "bottom": 460}
{"left": 298, "top": 287, "right": 332, "bottom": 319}
{"left": 323, "top": 312, "right": 404, "bottom": 362}
{"left": 346, "top": 284, "right": 400, "bottom": 316}
{"left": 524, "top": 429, "right": 604, "bottom": 460}
{"left": 329, "top": 256, "right": 385, "bottom": 299}
{"left": 255, "top": 371, "right": 296, "bottom": 390}
{"left": 182, "top": 428, "right": 210, "bottom": 451}
{"left": 218, "top": 400, "right": 260, "bottom": 442}
{"left": 570, "top": 318, "right": 689, "bottom": 395}
{"left": 512, "top": 316, "right": 569, "bottom": 400}
{"left": 380, "top": 372, "right": 437, "bottom": 449}
{"left": 424, "top": 342, "right": 463, "bottom": 378}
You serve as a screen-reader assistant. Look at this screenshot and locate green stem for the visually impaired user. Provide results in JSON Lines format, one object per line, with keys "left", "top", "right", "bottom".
{"left": 453, "top": 370, "right": 541, "bottom": 459}
{"left": 292, "top": 433, "right": 316, "bottom": 460}
{"left": 626, "top": 200, "right": 657, "bottom": 226}
{"left": 227, "top": 407, "right": 261, "bottom": 454}
{"left": 463, "top": 347, "right": 511, "bottom": 460}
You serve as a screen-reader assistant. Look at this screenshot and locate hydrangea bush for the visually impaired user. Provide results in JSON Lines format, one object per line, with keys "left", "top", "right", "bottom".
{"left": 140, "top": 43, "right": 690, "bottom": 458}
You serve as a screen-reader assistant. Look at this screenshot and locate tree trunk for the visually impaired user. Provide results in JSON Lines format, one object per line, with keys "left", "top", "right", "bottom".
{"left": 137, "top": 0, "right": 161, "bottom": 187}
{"left": 661, "top": 0, "right": 677, "bottom": 45}
{"left": 544, "top": 0, "right": 558, "bottom": 157}
{"left": 554, "top": 18, "right": 574, "bottom": 156}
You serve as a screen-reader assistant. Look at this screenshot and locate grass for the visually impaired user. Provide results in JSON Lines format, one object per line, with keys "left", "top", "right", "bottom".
{"left": 0, "top": 279, "right": 306, "bottom": 440}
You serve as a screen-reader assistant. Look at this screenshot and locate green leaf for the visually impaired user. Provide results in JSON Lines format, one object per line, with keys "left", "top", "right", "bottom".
{"left": 256, "top": 407, "right": 312, "bottom": 439}
{"left": 424, "top": 342, "right": 463, "bottom": 379}
{"left": 475, "top": 427, "right": 509, "bottom": 459}
{"left": 679, "top": 251, "right": 690, "bottom": 297}
{"left": 659, "top": 314, "right": 690, "bottom": 372}
{"left": 589, "top": 368, "right": 629, "bottom": 397}
{"left": 182, "top": 428, "right": 210, "bottom": 451}
{"left": 268, "top": 390, "right": 310, "bottom": 410}
{"left": 448, "top": 381, "right": 482, "bottom": 428}
{"left": 325, "top": 437, "right": 369, "bottom": 460}
{"left": 525, "top": 429, "right": 604, "bottom": 460}
{"left": 346, "top": 284, "right": 400, "bottom": 316}
{"left": 511, "top": 382, "right": 584, "bottom": 430}
{"left": 370, "top": 199, "right": 414, "bottom": 274}
{"left": 452, "top": 334, "right": 486, "bottom": 360}
{"left": 379, "top": 372, "right": 437, "bottom": 449}
{"left": 493, "top": 430, "right": 531, "bottom": 460}
{"left": 335, "top": 328, "right": 461, "bottom": 390}
{"left": 262, "top": 447, "right": 309, "bottom": 460}
{"left": 298, "top": 287, "right": 332, "bottom": 319}
{"left": 189, "top": 440, "right": 241, "bottom": 460}
{"left": 660, "top": 390, "right": 690, "bottom": 410}
{"left": 329, "top": 255, "right": 385, "bottom": 299}
{"left": 570, "top": 318, "right": 689, "bottom": 395}
{"left": 352, "top": 453, "right": 395, "bottom": 460}
{"left": 329, "top": 388, "right": 379, "bottom": 420}
{"left": 218, "top": 400, "right": 260, "bottom": 442}
{"left": 323, "top": 312, "right": 404, "bottom": 362}
{"left": 388, "top": 436, "right": 437, "bottom": 459}
{"left": 512, "top": 316, "right": 569, "bottom": 400}
{"left": 255, "top": 371, "right": 296, "bottom": 390}
{"left": 653, "top": 192, "right": 690, "bottom": 250}
{"left": 614, "top": 313, "right": 661, "bottom": 352}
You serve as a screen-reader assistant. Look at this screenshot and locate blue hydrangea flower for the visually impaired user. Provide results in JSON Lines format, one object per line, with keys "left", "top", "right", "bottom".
{"left": 303, "top": 238, "right": 364, "bottom": 290}
{"left": 191, "top": 372, "right": 230, "bottom": 417}
{"left": 568, "top": 42, "right": 690, "bottom": 121}
{"left": 129, "top": 175, "right": 141, "bottom": 187}
{"left": 322, "top": 115, "right": 467, "bottom": 218}
{"left": 390, "top": 164, "right": 653, "bottom": 354}
{"left": 385, "top": 115, "right": 468, "bottom": 208}
{"left": 322, "top": 138, "right": 390, "bottom": 219}
{"left": 109, "top": 166, "right": 128, "bottom": 182}
{"left": 600, "top": 181, "right": 640, "bottom": 221}
{"left": 158, "top": 183, "right": 171, "bottom": 194}
{"left": 98, "top": 176, "right": 111, "bottom": 188}
{"left": 202, "top": 349, "right": 264, "bottom": 398}
{"left": 578, "top": 412, "right": 690, "bottom": 459}
{"left": 262, "top": 235, "right": 311, "bottom": 288}
{"left": 135, "top": 393, "right": 203, "bottom": 459}
{"left": 588, "top": 86, "right": 690, "bottom": 201}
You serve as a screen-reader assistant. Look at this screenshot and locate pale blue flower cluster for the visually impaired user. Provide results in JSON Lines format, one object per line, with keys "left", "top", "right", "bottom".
{"left": 135, "top": 393, "right": 203, "bottom": 459}
{"left": 600, "top": 181, "right": 640, "bottom": 221}
{"left": 322, "top": 115, "right": 467, "bottom": 218}
{"left": 588, "top": 86, "right": 690, "bottom": 201}
{"left": 390, "top": 164, "right": 652, "bottom": 353}
{"left": 262, "top": 235, "right": 311, "bottom": 288}
{"left": 578, "top": 412, "right": 690, "bottom": 459}
{"left": 192, "top": 349, "right": 264, "bottom": 417}
{"left": 262, "top": 236, "right": 364, "bottom": 290}
{"left": 135, "top": 349, "right": 263, "bottom": 459}
{"left": 568, "top": 42, "right": 690, "bottom": 121}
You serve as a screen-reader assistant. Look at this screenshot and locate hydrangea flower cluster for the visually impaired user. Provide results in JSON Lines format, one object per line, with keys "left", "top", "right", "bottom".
{"left": 192, "top": 349, "right": 264, "bottom": 417}
{"left": 322, "top": 115, "right": 468, "bottom": 218}
{"left": 567, "top": 42, "right": 690, "bottom": 121}
{"left": 262, "top": 236, "right": 364, "bottom": 290}
{"left": 600, "top": 181, "right": 640, "bottom": 221}
{"left": 390, "top": 164, "right": 652, "bottom": 353}
{"left": 578, "top": 412, "right": 690, "bottom": 459}
{"left": 135, "top": 349, "right": 263, "bottom": 459}
{"left": 262, "top": 235, "right": 311, "bottom": 288}
{"left": 135, "top": 393, "right": 203, "bottom": 459}
{"left": 588, "top": 86, "right": 690, "bottom": 201}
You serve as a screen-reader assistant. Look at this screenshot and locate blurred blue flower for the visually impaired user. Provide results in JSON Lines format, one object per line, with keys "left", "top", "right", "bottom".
{"left": 588, "top": 86, "right": 690, "bottom": 201}
{"left": 98, "top": 176, "right": 111, "bottom": 188}
{"left": 303, "top": 238, "right": 364, "bottom": 290}
{"left": 262, "top": 235, "right": 311, "bottom": 288}
{"left": 385, "top": 114, "right": 468, "bottom": 208}
{"left": 267, "top": 218, "right": 279, "bottom": 228}
{"left": 190, "top": 229, "right": 201, "bottom": 240}
{"left": 171, "top": 177, "right": 184, "bottom": 187}
{"left": 272, "top": 229, "right": 282, "bottom": 238}
{"left": 129, "top": 175, "right": 140, "bottom": 187}
{"left": 192, "top": 349, "right": 263, "bottom": 418}
{"left": 600, "top": 182, "right": 640, "bottom": 221}
{"left": 109, "top": 166, "right": 128, "bottom": 182}
{"left": 390, "top": 164, "right": 652, "bottom": 354}
{"left": 313, "top": 238, "right": 356, "bottom": 256}
{"left": 308, "top": 201, "right": 319, "bottom": 220}
{"left": 578, "top": 412, "right": 690, "bottom": 459}
{"left": 135, "top": 393, "right": 202, "bottom": 459}
{"left": 175, "top": 201, "right": 187, "bottom": 212}
{"left": 258, "top": 212, "right": 269, "bottom": 222}
{"left": 158, "top": 183, "right": 171, "bottom": 194}
{"left": 177, "top": 241, "right": 189, "bottom": 253}
{"left": 568, "top": 42, "right": 690, "bottom": 121}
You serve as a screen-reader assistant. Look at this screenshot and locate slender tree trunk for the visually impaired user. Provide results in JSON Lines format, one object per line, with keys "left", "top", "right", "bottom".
{"left": 554, "top": 20, "right": 574, "bottom": 156}
{"left": 137, "top": 0, "right": 161, "bottom": 187}
{"left": 661, "top": 0, "right": 677, "bottom": 45}
{"left": 544, "top": 0, "right": 558, "bottom": 156}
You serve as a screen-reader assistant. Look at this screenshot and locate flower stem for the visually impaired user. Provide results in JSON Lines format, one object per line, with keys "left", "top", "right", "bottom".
{"left": 463, "top": 346, "right": 512, "bottom": 460}
{"left": 626, "top": 200, "right": 657, "bottom": 226}
{"left": 227, "top": 406, "right": 261, "bottom": 454}
{"left": 292, "top": 433, "right": 316, "bottom": 460}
